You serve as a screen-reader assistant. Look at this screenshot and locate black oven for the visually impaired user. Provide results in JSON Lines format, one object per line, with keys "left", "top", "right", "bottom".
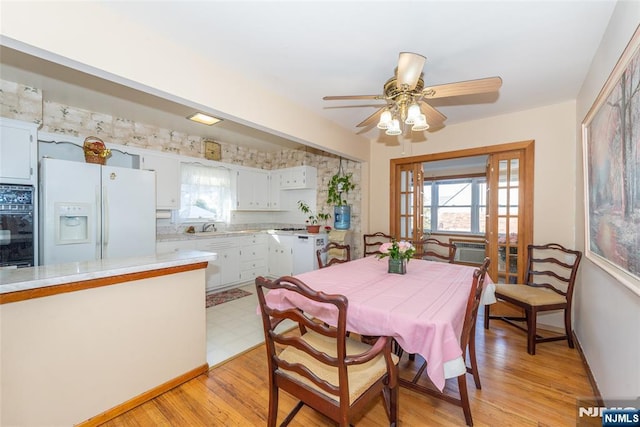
{"left": 0, "top": 184, "right": 35, "bottom": 268}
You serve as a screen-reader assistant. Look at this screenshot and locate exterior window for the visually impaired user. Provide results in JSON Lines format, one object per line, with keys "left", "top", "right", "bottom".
{"left": 423, "top": 177, "right": 486, "bottom": 234}
{"left": 179, "top": 163, "right": 231, "bottom": 222}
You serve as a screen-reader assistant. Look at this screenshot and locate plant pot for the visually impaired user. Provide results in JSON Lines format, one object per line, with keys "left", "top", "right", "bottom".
{"left": 306, "top": 225, "right": 320, "bottom": 234}
{"left": 333, "top": 205, "right": 351, "bottom": 230}
{"left": 388, "top": 258, "right": 407, "bottom": 275}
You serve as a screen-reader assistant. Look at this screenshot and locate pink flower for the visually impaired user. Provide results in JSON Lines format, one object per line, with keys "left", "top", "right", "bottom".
{"left": 379, "top": 242, "right": 393, "bottom": 254}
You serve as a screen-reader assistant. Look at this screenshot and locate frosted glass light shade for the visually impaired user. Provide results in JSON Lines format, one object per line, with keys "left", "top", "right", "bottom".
{"left": 405, "top": 103, "right": 421, "bottom": 124}
{"left": 377, "top": 110, "right": 392, "bottom": 129}
{"left": 412, "top": 114, "right": 430, "bottom": 131}
{"left": 386, "top": 119, "right": 402, "bottom": 135}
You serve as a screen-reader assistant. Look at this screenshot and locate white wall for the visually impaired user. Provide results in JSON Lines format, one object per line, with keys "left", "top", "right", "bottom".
{"left": 574, "top": 1, "right": 640, "bottom": 401}
{"left": 369, "top": 101, "right": 578, "bottom": 249}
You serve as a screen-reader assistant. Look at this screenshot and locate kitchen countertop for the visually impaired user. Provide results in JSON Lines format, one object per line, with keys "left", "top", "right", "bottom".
{"left": 156, "top": 229, "right": 327, "bottom": 242}
{"left": 0, "top": 250, "right": 215, "bottom": 295}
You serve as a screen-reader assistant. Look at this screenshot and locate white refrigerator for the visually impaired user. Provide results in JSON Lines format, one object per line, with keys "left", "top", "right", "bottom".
{"left": 40, "top": 158, "right": 156, "bottom": 265}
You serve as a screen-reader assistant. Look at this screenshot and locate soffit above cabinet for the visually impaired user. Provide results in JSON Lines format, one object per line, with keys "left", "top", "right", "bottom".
{"left": 0, "top": 46, "right": 305, "bottom": 153}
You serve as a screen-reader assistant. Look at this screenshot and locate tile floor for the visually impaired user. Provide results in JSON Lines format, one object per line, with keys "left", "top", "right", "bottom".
{"left": 206, "top": 282, "right": 294, "bottom": 367}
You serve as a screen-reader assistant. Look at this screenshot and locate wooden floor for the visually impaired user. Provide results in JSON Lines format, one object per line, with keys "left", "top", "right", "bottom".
{"left": 101, "top": 313, "right": 595, "bottom": 426}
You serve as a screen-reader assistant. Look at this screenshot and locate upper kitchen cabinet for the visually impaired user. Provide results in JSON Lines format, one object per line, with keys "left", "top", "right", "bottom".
{"left": 279, "top": 166, "right": 317, "bottom": 190}
{"left": 140, "top": 153, "right": 180, "bottom": 210}
{"left": 236, "top": 169, "right": 270, "bottom": 210}
{"left": 0, "top": 118, "right": 38, "bottom": 185}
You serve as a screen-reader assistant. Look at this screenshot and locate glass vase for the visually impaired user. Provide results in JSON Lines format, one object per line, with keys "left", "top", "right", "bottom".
{"left": 388, "top": 258, "right": 407, "bottom": 275}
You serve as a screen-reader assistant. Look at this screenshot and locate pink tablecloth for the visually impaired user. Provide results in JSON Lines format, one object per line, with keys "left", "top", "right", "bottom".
{"left": 263, "top": 256, "right": 495, "bottom": 391}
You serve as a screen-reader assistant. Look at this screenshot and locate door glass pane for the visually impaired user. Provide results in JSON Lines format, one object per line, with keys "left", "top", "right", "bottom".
{"left": 400, "top": 194, "right": 407, "bottom": 215}
{"left": 478, "top": 207, "right": 486, "bottom": 233}
{"left": 499, "top": 160, "right": 508, "bottom": 183}
{"left": 509, "top": 159, "right": 519, "bottom": 185}
{"left": 498, "top": 188, "right": 507, "bottom": 215}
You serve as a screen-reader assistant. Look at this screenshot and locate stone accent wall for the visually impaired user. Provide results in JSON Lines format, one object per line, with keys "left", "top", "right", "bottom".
{"left": 1, "top": 78, "right": 363, "bottom": 256}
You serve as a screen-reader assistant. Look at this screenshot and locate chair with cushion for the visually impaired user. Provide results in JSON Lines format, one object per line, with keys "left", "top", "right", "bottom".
{"left": 413, "top": 237, "right": 457, "bottom": 263}
{"left": 398, "top": 257, "right": 490, "bottom": 426}
{"left": 363, "top": 232, "right": 393, "bottom": 257}
{"left": 255, "top": 275, "right": 399, "bottom": 427}
{"left": 484, "top": 243, "right": 582, "bottom": 355}
{"left": 317, "top": 242, "right": 351, "bottom": 268}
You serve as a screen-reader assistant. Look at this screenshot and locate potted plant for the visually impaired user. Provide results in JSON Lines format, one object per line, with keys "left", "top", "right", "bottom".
{"left": 377, "top": 240, "right": 416, "bottom": 274}
{"left": 297, "top": 200, "right": 331, "bottom": 234}
{"left": 327, "top": 171, "right": 355, "bottom": 230}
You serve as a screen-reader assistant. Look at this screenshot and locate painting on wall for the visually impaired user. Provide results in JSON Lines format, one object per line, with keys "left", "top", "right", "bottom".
{"left": 582, "top": 25, "right": 640, "bottom": 295}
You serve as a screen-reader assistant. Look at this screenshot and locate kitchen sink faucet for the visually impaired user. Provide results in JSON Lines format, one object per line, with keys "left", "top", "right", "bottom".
{"left": 202, "top": 222, "right": 217, "bottom": 232}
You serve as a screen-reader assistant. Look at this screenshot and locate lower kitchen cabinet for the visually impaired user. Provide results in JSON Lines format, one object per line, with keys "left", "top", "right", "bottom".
{"left": 268, "top": 234, "right": 294, "bottom": 277}
{"left": 239, "top": 234, "right": 268, "bottom": 281}
{"left": 197, "top": 238, "right": 241, "bottom": 291}
{"left": 157, "top": 233, "right": 270, "bottom": 291}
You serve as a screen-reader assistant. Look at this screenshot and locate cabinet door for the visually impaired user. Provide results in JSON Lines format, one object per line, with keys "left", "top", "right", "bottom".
{"left": 236, "top": 170, "right": 269, "bottom": 210}
{"left": 278, "top": 166, "right": 317, "bottom": 190}
{"left": 268, "top": 172, "right": 281, "bottom": 210}
{"left": 198, "top": 239, "right": 241, "bottom": 290}
{"left": 0, "top": 119, "right": 37, "bottom": 184}
{"left": 268, "top": 234, "right": 293, "bottom": 277}
{"left": 141, "top": 154, "right": 180, "bottom": 210}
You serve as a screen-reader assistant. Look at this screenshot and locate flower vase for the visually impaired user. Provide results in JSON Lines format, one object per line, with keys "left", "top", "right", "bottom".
{"left": 388, "top": 258, "right": 407, "bottom": 275}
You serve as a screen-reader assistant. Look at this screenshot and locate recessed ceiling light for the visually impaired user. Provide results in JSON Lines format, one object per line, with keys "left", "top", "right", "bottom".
{"left": 187, "top": 112, "right": 222, "bottom": 126}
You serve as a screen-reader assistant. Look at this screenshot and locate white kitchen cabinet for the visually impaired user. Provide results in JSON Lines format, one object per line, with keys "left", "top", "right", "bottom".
{"left": 141, "top": 154, "right": 180, "bottom": 210}
{"left": 268, "top": 171, "right": 281, "bottom": 210}
{"left": 239, "top": 233, "right": 268, "bottom": 281}
{"left": 0, "top": 118, "right": 38, "bottom": 185}
{"left": 279, "top": 166, "right": 317, "bottom": 190}
{"left": 268, "top": 234, "right": 294, "bottom": 277}
{"left": 197, "top": 238, "right": 241, "bottom": 291}
{"left": 236, "top": 169, "right": 270, "bottom": 210}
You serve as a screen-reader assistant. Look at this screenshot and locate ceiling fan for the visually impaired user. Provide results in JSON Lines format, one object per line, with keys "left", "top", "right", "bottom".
{"left": 323, "top": 52, "right": 502, "bottom": 135}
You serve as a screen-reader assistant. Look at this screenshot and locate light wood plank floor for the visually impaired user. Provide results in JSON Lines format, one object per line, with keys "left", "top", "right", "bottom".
{"left": 102, "top": 313, "right": 595, "bottom": 426}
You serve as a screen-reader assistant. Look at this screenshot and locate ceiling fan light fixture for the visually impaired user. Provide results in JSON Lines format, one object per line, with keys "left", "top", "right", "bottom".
{"left": 385, "top": 119, "right": 402, "bottom": 136}
{"left": 405, "top": 103, "right": 421, "bottom": 124}
{"left": 412, "top": 114, "right": 430, "bottom": 131}
{"left": 377, "top": 110, "right": 393, "bottom": 129}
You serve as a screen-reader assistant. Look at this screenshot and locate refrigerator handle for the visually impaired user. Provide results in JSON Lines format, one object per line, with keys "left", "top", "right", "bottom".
{"left": 103, "top": 185, "right": 109, "bottom": 247}
{"left": 96, "top": 185, "right": 101, "bottom": 260}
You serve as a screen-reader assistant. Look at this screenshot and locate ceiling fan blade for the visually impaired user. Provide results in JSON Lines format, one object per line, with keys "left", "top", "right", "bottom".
{"left": 420, "top": 102, "right": 447, "bottom": 125}
{"left": 397, "top": 52, "right": 426, "bottom": 90}
{"left": 356, "top": 106, "right": 386, "bottom": 128}
{"left": 323, "top": 95, "right": 383, "bottom": 100}
{"left": 423, "top": 76, "right": 502, "bottom": 99}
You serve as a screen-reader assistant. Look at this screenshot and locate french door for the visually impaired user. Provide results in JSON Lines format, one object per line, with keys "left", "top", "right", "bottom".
{"left": 390, "top": 141, "right": 534, "bottom": 283}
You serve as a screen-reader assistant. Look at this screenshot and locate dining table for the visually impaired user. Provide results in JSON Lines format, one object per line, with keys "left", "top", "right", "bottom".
{"left": 263, "top": 255, "right": 495, "bottom": 392}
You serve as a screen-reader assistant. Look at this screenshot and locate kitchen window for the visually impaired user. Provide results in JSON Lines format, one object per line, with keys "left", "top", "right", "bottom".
{"left": 179, "top": 163, "right": 231, "bottom": 222}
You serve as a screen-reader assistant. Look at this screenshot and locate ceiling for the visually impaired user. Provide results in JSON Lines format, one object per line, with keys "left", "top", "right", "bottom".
{"left": 0, "top": 1, "right": 617, "bottom": 153}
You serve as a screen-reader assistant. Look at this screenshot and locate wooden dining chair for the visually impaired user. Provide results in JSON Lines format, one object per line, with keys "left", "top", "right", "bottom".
{"left": 484, "top": 243, "right": 582, "bottom": 355}
{"left": 316, "top": 242, "right": 351, "bottom": 268}
{"left": 413, "top": 237, "right": 457, "bottom": 263}
{"left": 363, "top": 232, "right": 393, "bottom": 256}
{"left": 398, "top": 257, "right": 490, "bottom": 426}
{"left": 254, "top": 276, "right": 399, "bottom": 427}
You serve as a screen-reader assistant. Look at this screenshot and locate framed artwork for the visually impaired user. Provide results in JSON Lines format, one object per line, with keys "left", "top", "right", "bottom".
{"left": 582, "top": 25, "right": 640, "bottom": 296}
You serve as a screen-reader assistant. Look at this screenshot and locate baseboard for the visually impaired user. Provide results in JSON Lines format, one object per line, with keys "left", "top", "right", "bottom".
{"left": 77, "top": 363, "right": 210, "bottom": 426}
{"left": 573, "top": 332, "right": 604, "bottom": 407}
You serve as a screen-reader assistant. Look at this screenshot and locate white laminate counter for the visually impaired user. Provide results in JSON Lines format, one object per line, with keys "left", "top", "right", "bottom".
{"left": 0, "top": 250, "right": 215, "bottom": 295}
